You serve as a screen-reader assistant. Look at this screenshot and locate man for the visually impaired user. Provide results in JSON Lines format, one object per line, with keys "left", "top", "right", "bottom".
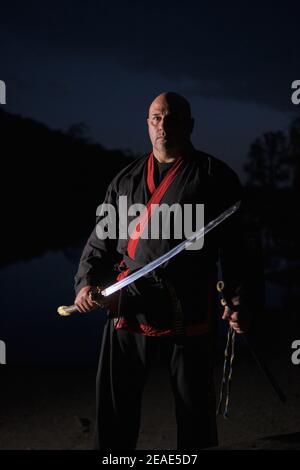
{"left": 74, "top": 92, "right": 249, "bottom": 449}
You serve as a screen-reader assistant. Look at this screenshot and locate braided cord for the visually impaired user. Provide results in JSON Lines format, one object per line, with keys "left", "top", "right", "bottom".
{"left": 217, "top": 326, "right": 236, "bottom": 418}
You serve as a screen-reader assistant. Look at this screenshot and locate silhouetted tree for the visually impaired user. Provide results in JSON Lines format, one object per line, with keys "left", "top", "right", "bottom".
{"left": 68, "top": 122, "right": 91, "bottom": 141}
{"left": 244, "top": 131, "right": 289, "bottom": 189}
{"left": 288, "top": 116, "right": 300, "bottom": 191}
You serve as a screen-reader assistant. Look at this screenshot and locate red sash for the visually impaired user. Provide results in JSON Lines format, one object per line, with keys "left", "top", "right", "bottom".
{"left": 117, "top": 152, "right": 184, "bottom": 281}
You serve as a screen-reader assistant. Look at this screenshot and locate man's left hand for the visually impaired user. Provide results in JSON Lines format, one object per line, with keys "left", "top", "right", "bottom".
{"left": 222, "top": 296, "right": 250, "bottom": 334}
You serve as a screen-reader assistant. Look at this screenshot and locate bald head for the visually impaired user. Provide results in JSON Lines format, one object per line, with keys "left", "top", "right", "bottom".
{"left": 148, "top": 92, "right": 192, "bottom": 119}
{"left": 147, "top": 92, "right": 194, "bottom": 161}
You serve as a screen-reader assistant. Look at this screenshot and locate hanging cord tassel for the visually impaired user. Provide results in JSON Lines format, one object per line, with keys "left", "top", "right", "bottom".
{"left": 216, "top": 281, "right": 237, "bottom": 418}
{"left": 216, "top": 325, "right": 236, "bottom": 418}
{"left": 216, "top": 326, "right": 231, "bottom": 415}
{"left": 223, "top": 328, "right": 236, "bottom": 418}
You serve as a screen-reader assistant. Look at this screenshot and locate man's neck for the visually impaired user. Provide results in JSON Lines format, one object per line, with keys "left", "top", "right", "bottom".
{"left": 153, "top": 143, "right": 194, "bottom": 163}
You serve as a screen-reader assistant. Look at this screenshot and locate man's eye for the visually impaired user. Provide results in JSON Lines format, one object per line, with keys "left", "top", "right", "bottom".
{"left": 152, "top": 116, "right": 160, "bottom": 121}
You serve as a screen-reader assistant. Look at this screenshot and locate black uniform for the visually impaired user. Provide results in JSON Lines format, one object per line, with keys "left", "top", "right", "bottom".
{"left": 75, "top": 148, "right": 246, "bottom": 449}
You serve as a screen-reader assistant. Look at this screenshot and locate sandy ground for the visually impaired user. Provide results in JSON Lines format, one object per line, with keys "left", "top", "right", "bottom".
{"left": 0, "top": 312, "right": 299, "bottom": 450}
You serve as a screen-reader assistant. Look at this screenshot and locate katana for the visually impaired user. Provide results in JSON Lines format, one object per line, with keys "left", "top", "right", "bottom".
{"left": 57, "top": 201, "right": 241, "bottom": 316}
{"left": 216, "top": 280, "right": 286, "bottom": 419}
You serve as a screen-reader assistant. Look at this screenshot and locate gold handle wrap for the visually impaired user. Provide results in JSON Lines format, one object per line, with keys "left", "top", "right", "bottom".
{"left": 57, "top": 305, "right": 79, "bottom": 316}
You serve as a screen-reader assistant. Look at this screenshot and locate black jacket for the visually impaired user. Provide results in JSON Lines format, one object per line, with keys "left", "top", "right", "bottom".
{"left": 74, "top": 148, "right": 247, "bottom": 331}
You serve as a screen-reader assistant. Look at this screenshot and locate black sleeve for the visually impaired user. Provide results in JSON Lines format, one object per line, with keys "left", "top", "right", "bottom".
{"left": 74, "top": 181, "right": 122, "bottom": 295}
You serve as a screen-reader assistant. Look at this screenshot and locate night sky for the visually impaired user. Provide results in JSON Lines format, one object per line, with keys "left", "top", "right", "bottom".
{"left": 1, "top": 1, "right": 300, "bottom": 179}
{"left": 1, "top": 4, "right": 300, "bottom": 450}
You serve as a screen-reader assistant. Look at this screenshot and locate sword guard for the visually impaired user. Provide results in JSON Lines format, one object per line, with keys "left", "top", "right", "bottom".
{"left": 88, "top": 286, "right": 105, "bottom": 307}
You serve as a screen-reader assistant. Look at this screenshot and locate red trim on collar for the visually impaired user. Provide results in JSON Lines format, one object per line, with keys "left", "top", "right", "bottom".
{"left": 127, "top": 152, "right": 184, "bottom": 259}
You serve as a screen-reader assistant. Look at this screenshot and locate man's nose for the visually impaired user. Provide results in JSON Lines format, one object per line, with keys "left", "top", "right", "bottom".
{"left": 158, "top": 117, "right": 165, "bottom": 130}
{"left": 158, "top": 116, "right": 169, "bottom": 131}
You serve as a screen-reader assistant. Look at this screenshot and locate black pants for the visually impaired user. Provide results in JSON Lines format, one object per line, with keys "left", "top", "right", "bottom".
{"left": 95, "top": 319, "right": 218, "bottom": 450}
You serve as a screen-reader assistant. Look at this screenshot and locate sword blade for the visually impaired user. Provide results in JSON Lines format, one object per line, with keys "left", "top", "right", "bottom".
{"left": 101, "top": 201, "right": 241, "bottom": 297}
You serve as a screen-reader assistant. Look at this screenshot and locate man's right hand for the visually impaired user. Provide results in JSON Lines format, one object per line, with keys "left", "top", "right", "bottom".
{"left": 74, "top": 285, "right": 103, "bottom": 313}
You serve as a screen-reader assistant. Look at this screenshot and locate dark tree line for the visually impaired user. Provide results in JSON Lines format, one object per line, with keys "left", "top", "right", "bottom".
{"left": 0, "top": 109, "right": 135, "bottom": 267}
{"left": 244, "top": 116, "right": 300, "bottom": 270}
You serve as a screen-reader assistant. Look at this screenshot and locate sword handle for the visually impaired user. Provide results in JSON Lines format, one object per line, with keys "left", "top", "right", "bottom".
{"left": 57, "top": 305, "right": 79, "bottom": 316}
{"left": 57, "top": 287, "right": 106, "bottom": 316}
{"left": 216, "top": 280, "right": 236, "bottom": 311}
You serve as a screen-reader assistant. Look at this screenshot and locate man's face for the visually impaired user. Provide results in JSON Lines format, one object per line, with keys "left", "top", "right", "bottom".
{"left": 147, "top": 98, "right": 193, "bottom": 152}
